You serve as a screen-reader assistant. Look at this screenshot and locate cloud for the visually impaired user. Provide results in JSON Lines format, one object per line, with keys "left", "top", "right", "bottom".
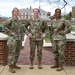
{"left": 0, "top": 1, "right": 21, "bottom": 17}
{"left": 0, "top": 0, "right": 34, "bottom": 17}
{"left": 0, "top": 0, "right": 74, "bottom": 17}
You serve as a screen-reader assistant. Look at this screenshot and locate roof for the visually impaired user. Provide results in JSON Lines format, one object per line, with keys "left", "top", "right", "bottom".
{"left": 40, "top": 15, "right": 50, "bottom": 20}
{"left": 19, "top": 8, "right": 47, "bottom": 14}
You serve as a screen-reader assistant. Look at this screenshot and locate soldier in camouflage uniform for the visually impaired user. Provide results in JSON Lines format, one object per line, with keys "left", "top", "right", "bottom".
{"left": 25, "top": 8, "right": 48, "bottom": 69}
{"left": 3, "top": 7, "right": 24, "bottom": 73}
{"left": 50, "top": 8, "right": 71, "bottom": 71}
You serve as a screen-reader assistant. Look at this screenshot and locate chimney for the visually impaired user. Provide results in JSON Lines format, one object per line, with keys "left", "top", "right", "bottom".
{"left": 30, "top": 6, "right": 31, "bottom": 9}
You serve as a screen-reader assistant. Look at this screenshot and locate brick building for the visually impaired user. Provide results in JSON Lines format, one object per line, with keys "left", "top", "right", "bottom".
{"left": 72, "top": 6, "right": 75, "bottom": 21}
{"left": 19, "top": 6, "right": 50, "bottom": 20}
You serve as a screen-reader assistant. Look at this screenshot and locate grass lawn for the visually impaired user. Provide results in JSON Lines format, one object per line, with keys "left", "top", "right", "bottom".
{"left": 72, "top": 25, "right": 75, "bottom": 31}
{"left": 0, "top": 24, "right": 2, "bottom": 26}
{"left": 45, "top": 33, "right": 51, "bottom": 43}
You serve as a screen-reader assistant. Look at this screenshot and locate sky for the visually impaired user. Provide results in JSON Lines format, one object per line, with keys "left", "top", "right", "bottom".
{"left": 0, "top": 0, "right": 75, "bottom": 17}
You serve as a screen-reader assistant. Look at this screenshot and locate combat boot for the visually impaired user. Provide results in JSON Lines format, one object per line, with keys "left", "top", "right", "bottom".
{"left": 38, "top": 60, "right": 42, "bottom": 69}
{"left": 29, "top": 60, "right": 34, "bottom": 69}
{"left": 56, "top": 62, "right": 63, "bottom": 71}
{"left": 13, "top": 63, "right": 21, "bottom": 69}
{"left": 9, "top": 65, "right": 16, "bottom": 73}
{"left": 51, "top": 60, "right": 59, "bottom": 68}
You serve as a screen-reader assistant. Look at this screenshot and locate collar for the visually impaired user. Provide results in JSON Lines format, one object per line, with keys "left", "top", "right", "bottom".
{"left": 32, "top": 17, "right": 40, "bottom": 22}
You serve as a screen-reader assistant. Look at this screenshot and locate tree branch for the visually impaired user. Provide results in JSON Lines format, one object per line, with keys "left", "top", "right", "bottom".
{"left": 61, "top": 0, "right": 68, "bottom": 9}
{"left": 47, "top": 0, "right": 71, "bottom": 9}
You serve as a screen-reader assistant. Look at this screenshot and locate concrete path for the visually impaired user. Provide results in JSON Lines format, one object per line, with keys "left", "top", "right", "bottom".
{"left": 1, "top": 65, "right": 75, "bottom": 75}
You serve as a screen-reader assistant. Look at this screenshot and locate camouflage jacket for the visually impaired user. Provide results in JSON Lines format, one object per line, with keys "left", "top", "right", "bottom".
{"left": 3, "top": 17, "right": 24, "bottom": 40}
{"left": 25, "top": 17, "right": 48, "bottom": 40}
{"left": 50, "top": 18, "right": 71, "bottom": 40}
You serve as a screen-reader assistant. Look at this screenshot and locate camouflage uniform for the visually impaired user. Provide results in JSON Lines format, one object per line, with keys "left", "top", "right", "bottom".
{"left": 50, "top": 18, "right": 71, "bottom": 63}
{"left": 3, "top": 17, "right": 24, "bottom": 65}
{"left": 25, "top": 17, "right": 47, "bottom": 66}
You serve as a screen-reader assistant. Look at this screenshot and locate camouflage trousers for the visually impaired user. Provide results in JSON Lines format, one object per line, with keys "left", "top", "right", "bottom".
{"left": 52, "top": 40, "right": 66, "bottom": 63}
{"left": 7, "top": 37, "right": 22, "bottom": 65}
{"left": 30, "top": 39, "right": 43, "bottom": 61}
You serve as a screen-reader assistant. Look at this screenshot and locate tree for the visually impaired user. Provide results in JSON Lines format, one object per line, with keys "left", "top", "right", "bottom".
{"left": 63, "top": 12, "right": 72, "bottom": 20}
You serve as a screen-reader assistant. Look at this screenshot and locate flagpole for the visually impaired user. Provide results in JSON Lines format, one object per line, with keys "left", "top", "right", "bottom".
{"left": 39, "top": 0, "right": 41, "bottom": 17}
{"left": 39, "top": 0, "right": 41, "bottom": 10}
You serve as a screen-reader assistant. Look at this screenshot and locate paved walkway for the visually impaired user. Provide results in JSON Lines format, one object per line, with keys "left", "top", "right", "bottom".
{"left": 17, "top": 36, "right": 54, "bottom": 65}
{"left": 0, "top": 65, "right": 75, "bottom": 75}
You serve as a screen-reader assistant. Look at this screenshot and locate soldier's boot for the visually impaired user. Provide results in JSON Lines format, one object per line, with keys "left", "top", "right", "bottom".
{"left": 9, "top": 65, "right": 16, "bottom": 73}
{"left": 29, "top": 60, "right": 34, "bottom": 69}
{"left": 38, "top": 60, "right": 42, "bottom": 69}
{"left": 51, "top": 60, "right": 59, "bottom": 68}
{"left": 13, "top": 63, "right": 21, "bottom": 69}
{"left": 56, "top": 62, "right": 63, "bottom": 71}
